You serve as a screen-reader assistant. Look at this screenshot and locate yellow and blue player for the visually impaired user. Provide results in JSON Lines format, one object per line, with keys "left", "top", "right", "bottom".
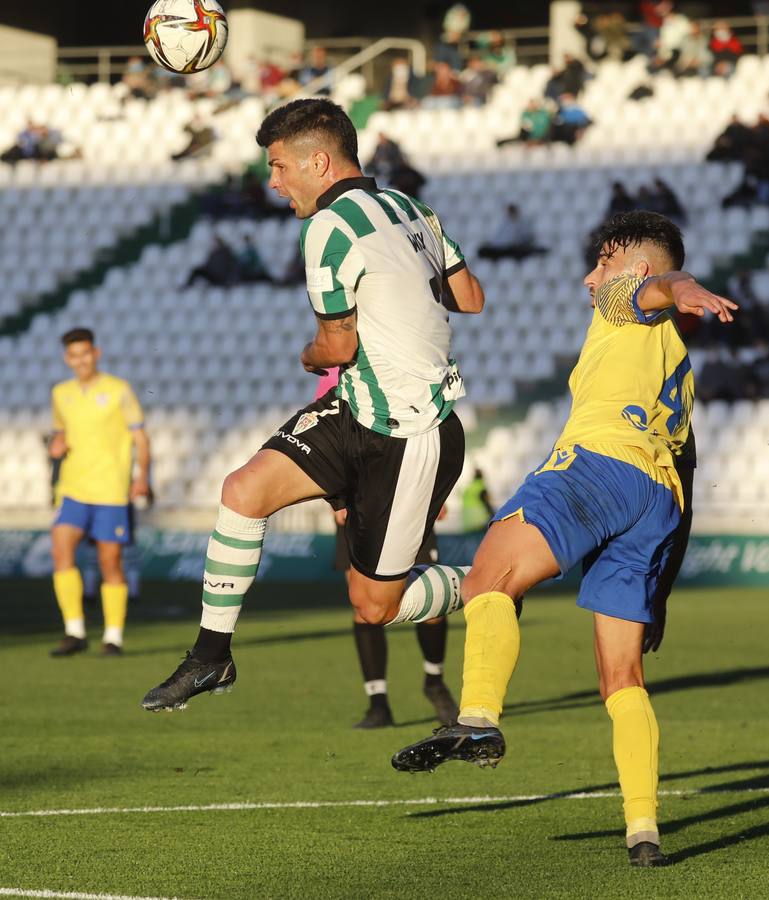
{"left": 49, "top": 328, "right": 151, "bottom": 657}
{"left": 392, "top": 211, "right": 738, "bottom": 867}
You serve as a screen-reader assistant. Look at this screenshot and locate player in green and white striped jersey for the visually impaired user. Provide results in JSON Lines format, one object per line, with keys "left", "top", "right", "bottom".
{"left": 142, "top": 98, "right": 486, "bottom": 715}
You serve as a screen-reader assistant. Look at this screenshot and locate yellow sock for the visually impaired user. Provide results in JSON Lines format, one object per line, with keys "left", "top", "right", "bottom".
{"left": 606, "top": 686, "right": 660, "bottom": 847}
{"left": 53, "top": 568, "right": 85, "bottom": 638}
{"left": 458, "top": 591, "right": 520, "bottom": 727}
{"left": 101, "top": 582, "right": 128, "bottom": 646}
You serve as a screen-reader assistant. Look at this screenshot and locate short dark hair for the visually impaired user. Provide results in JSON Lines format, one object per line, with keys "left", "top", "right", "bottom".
{"left": 256, "top": 98, "right": 360, "bottom": 166}
{"left": 61, "top": 327, "right": 95, "bottom": 346}
{"left": 593, "top": 211, "right": 685, "bottom": 270}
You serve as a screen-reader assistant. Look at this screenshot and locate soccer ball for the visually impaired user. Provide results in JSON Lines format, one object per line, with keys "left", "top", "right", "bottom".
{"left": 143, "top": 0, "right": 228, "bottom": 74}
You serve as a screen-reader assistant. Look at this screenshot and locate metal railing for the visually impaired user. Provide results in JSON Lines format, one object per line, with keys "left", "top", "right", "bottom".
{"left": 57, "top": 45, "right": 148, "bottom": 83}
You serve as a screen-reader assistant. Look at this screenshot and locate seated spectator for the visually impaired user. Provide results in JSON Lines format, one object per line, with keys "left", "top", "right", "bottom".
{"left": 709, "top": 20, "right": 743, "bottom": 77}
{"left": 381, "top": 58, "right": 419, "bottom": 111}
{"left": 187, "top": 60, "right": 233, "bottom": 100}
{"left": 122, "top": 56, "right": 155, "bottom": 100}
{"left": 545, "top": 54, "right": 588, "bottom": 101}
{"left": 649, "top": 6, "right": 691, "bottom": 73}
{"left": 236, "top": 235, "right": 274, "bottom": 284}
{"left": 298, "top": 46, "right": 331, "bottom": 95}
{"left": 696, "top": 347, "right": 746, "bottom": 402}
{"left": 595, "top": 12, "right": 632, "bottom": 61}
{"left": 422, "top": 61, "right": 462, "bottom": 110}
{"left": 606, "top": 181, "right": 637, "bottom": 216}
{"left": 172, "top": 116, "right": 216, "bottom": 161}
{"left": 633, "top": 0, "right": 667, "bottom": 59}
{"left": 365, "top": 133, "right": 407, "bottom": 180}
{"left": 496, "top": 98, "right": 552, "bottom": 146}
{"left": 550, "top": 93, "right": 591, "bottom": 145}
{"left": 642, "top": 177, "right": 687, "bottom": 223}
{"left": 1, "top": 120, "right": 61, "bottom": 164}
{"left": 435, "top": 4, "right": 470, "bottom": 72}
{"left": 478, "top": 31, "right": 515, "bottom": 75}
{"left": 676, "top": 20, "right": 713, "bottom": 77}
{"left": 390, "top": 162, "right": 427, "bottom": 199}
{"left": 477, "top": 204, "right": 547, "bottom": 260}
{"left": 707, "top": 115, "right": 754, "bottom": 162}
{"left": 460, "top": 56, "right": 497, "bottom": 106}
{"left": 185, "top": 236, "right": 239, "bottom": 287}
{"left": 724, "top": 270, "right": 769, "bottom": 346}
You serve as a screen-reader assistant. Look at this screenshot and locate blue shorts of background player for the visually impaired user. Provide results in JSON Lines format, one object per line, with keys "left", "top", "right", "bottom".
{"left": 53, "top": 496, "right": 133, "bottom": 545}
{"left": 492, "top": 445, "right": 681, "bottom": 623}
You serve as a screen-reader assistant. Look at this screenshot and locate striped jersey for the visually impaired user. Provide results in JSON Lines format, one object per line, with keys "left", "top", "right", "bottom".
{"left": 555, "top": 274, "right": 694, "bottom": 507}
{"left": 301, "top": 176, "right": 466, "bottom": 437}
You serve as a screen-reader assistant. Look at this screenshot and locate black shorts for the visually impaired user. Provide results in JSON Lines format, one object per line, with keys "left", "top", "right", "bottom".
{"left": 333, "top": 524, "right": 439, "bottom": 572}
{"left": 262, "top": 389, "right": 464, "bottom": 580}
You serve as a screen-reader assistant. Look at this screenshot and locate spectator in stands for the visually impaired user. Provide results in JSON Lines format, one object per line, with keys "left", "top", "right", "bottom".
{"left": 185, "top": 236, "right": 239, "bottom": 287}
{"left": 477, "top": 204, "right": 547, "bottom": 261}
{"left": 545, "top": 54, "right": 588, "bottom": 101}
{"left": 298, "top": 46, "right": 331, "bottom": 95}
{"left": 478, "top": 31, "right": 515, "bottom": 75}
{"left": 172, "top": 116, "right": 216, "bottom": 161}
{"left": 381, "top": 57, "right": 419, "bottom": 111}
{"left": 462, "top": 467, "right": 495, "bottom": 533}
{"left": 390, "top": 161, "right": 427, "bottom": 199}
{"left": 649, "top": 5, "right": 691, "bottom": 73}
{"left": 187, "top": 60, "right": 233, "bottom": 101}
{"left": 606, "top": 181, "right": 637, "bottom": 217}
{"left": 634, "top": 1, "right": 668, "bottom": 59}
{"left": 497, "top": 98, "right": 553, "bottom": 147}
{"left": 707, "top": 115, "right": 754, "bottom": 162}
{"left": 709, "top": 20, "right": 744, "bottom": 77}
{"left": 643, "top": 177, "right": 687, "bottom": 224}
{"left": 0, "top": 120, "right": 61, "bottom": 164}
{"left": 236, "top": 235, "right": 274, "bottom": 284}
{"left": 724, "top": 270, "right": 769, "bottom": 346}
{"left": 460, "top": 56, "right": 498, "bottom": 106}
{"left": 676, "top": 20, "right": 713, "bottom": 77}
{"left": 423, "top": 61, "right": 462, "bottom": 109}
{"left": 258, "top": 59, "right": 287, "bottom": 106}
{"left": 365, "top": 133, "right": 407, "bottom": 180}
{"left": 435, "top": 2, "right": 471, "bottom": 72}
{"left": 122, "top": 56, "right": 155, "bottom": 99}
{"left": 595, "top": 12, "right": 632, "bottom": 61}
{"left": 696, "top": 347, "right": 746, "bottom": 402}
{"left": 550, "top": 93, "right": 592, "bottom": 145}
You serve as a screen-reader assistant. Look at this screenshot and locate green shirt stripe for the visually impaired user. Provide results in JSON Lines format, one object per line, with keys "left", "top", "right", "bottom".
{"left": 382, "top": 189, "right": 419, "bottom": 221}
{"left": 330, "top": 196, "right": 376, "bottom": 238}
{"left": 205, "top": 559, "right": 259, "bottom": 577}
{"left": 202, "top": 590, "right": 244, "bottom": 607}
{"left": 299, "top": 219, "right": 312, "bottom": 261}
{"left": 416, "top": 571, "right": 435, "bottom": 620}
{"left": 320, "top": 226, "right": 354, "bottom": 315}
{"left": 342, "top": 370, "right": 360, "bottom": 418}
{"left": 366, "top": 190, "right": 401, "bottom": 224}
{"left": 211, "top": 530, "right": 263, "bottom": 550}
{"left": 356, "top": 340, "right": 391, "bottom": 434}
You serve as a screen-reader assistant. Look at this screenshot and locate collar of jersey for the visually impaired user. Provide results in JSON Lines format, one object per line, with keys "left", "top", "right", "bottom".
{"left": 316, "top": 176, "right": 378, "bottom": 210}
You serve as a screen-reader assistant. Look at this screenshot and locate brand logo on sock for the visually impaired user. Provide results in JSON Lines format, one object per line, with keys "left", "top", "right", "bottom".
{"left": 193, "top": 671, "right": 217, "bottom": 688}
{"left": 204, "top": 579, "right": 235, "bottom": 589}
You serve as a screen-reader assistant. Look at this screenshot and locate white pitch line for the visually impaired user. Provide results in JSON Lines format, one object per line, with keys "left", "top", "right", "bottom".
{"left": 1, "top": 787, "right": 768, "bottom": 820}
{"left": 0, "top": 890, "right": 194, "bottom": 900}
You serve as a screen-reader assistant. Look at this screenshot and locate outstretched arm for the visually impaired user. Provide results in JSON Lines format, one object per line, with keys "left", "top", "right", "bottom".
{"left": 301, "top": 312, "right": 359, "bottom": 374}
{"left": 636, "top": 272, "right": 738, "bottom": 323}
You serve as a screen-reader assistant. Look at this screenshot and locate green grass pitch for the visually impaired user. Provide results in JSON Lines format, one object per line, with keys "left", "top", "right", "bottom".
{"left": 1, "top": 585, "right": 768, "bottom": 899}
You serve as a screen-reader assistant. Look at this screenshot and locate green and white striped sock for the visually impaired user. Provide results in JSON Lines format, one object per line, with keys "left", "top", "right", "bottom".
{"left": 200, "top": 504, "right": 266, "bottom": 634}
{"left": 388, "top": 565, "right": 469, "bottom": 625}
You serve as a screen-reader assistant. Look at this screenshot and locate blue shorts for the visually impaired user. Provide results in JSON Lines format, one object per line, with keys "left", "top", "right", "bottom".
{"left": 493, "top": 446, "right": 681, "bottom": 623}
{"left": 53, "top": 497, "right": 133, "bottom": 545}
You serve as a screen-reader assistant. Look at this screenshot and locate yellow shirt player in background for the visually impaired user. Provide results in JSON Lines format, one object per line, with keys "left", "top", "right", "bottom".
{"left": 392, "top": 211, "right": 738, "bottom": 868}
{"left": 49, "top": 327, "right": 151, "bottom": 657}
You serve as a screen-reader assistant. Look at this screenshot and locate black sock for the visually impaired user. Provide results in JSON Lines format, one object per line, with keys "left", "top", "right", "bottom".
{"left": 369, "top": 692, "right": 390, "bottom": 710}
{"left": 416, "top": 618, "right": 447, "bottom": 673}
{"left": 192, "top": 627, "right": 231, "bottom": 663}
{"left": 353, "top": 621, "right": 387, "bottom": 683}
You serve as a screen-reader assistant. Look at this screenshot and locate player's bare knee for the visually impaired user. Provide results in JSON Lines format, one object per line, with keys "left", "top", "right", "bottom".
{"left": 461, "top": 566, "right": 519, "bottom": 606}
{"left": 348, "top": 584, "right": 395, "bottom": 625}
{"left": 599, "top": 670, "right": 644, "bottom": 702}
{"left": 221, "top": 468, "right": 264, "bottom": 517}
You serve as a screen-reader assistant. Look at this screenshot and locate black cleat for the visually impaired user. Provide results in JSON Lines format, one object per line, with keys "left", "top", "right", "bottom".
{"left": 101, "top": 642, "right": 123, "bottom": 656}
{"left": 392, "top": 723, "right": 505, "bottom": 773}
{"left": 423, "top": 678, "right": 459, "bottom": 726}
{"left": 50, "top": 636, "right": 88, "bottom": 657}
{"left": 354, "top": 703, "right": 395, "bottom": 729}
{"left": 629, "top": 841, "right": 668, "bottom": 868}
{"left": 141, "top": 651, "right": 236, "bottom": 711}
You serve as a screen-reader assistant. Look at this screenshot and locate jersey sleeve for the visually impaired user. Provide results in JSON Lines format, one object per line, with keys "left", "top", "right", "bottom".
{"left": 120, "top": 383, "right": 145, "bottom": 430}
{"left": 51, "top": 388, "right": 64, "bottom": 432}
{"left": 300, "top": 215, "right": 365, "bottom": 319}
{"left": 595, "top": 274, "right": 666, "bottom": 326}
{"left": 410, "top": 197, "right": 466, "bottom": 276}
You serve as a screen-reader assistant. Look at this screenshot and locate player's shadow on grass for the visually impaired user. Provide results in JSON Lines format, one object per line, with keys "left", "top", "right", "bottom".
{"left": 408, "top": 759, "right": 769, "bottom": 822}
{"left": 501, "top": 665, "right": 769, "bottom": 717}
{"left": 123, "top": 627, "right": 354, "bottom": 656}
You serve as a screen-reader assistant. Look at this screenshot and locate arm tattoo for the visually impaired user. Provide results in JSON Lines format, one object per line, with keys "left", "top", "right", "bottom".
{"left": 322, "top": 317, "right": 356, "bottom": 334}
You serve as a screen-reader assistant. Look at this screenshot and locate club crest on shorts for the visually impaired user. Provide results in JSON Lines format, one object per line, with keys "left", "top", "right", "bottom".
{"left": 293, "top": 412, "right": 319, "bottom": 435}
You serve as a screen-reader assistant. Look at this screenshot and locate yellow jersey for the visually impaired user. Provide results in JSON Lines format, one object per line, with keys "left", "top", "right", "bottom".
{"left": 52, "top": 372, "right": 144, "bottom": 506}
{"left": 555, "top": 274, "right": 694, "bottom": 508}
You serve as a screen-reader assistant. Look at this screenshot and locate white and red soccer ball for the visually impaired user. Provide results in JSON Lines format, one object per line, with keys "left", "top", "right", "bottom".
{"left": 143, "top": 0, "right": 228, "bottom": 74}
